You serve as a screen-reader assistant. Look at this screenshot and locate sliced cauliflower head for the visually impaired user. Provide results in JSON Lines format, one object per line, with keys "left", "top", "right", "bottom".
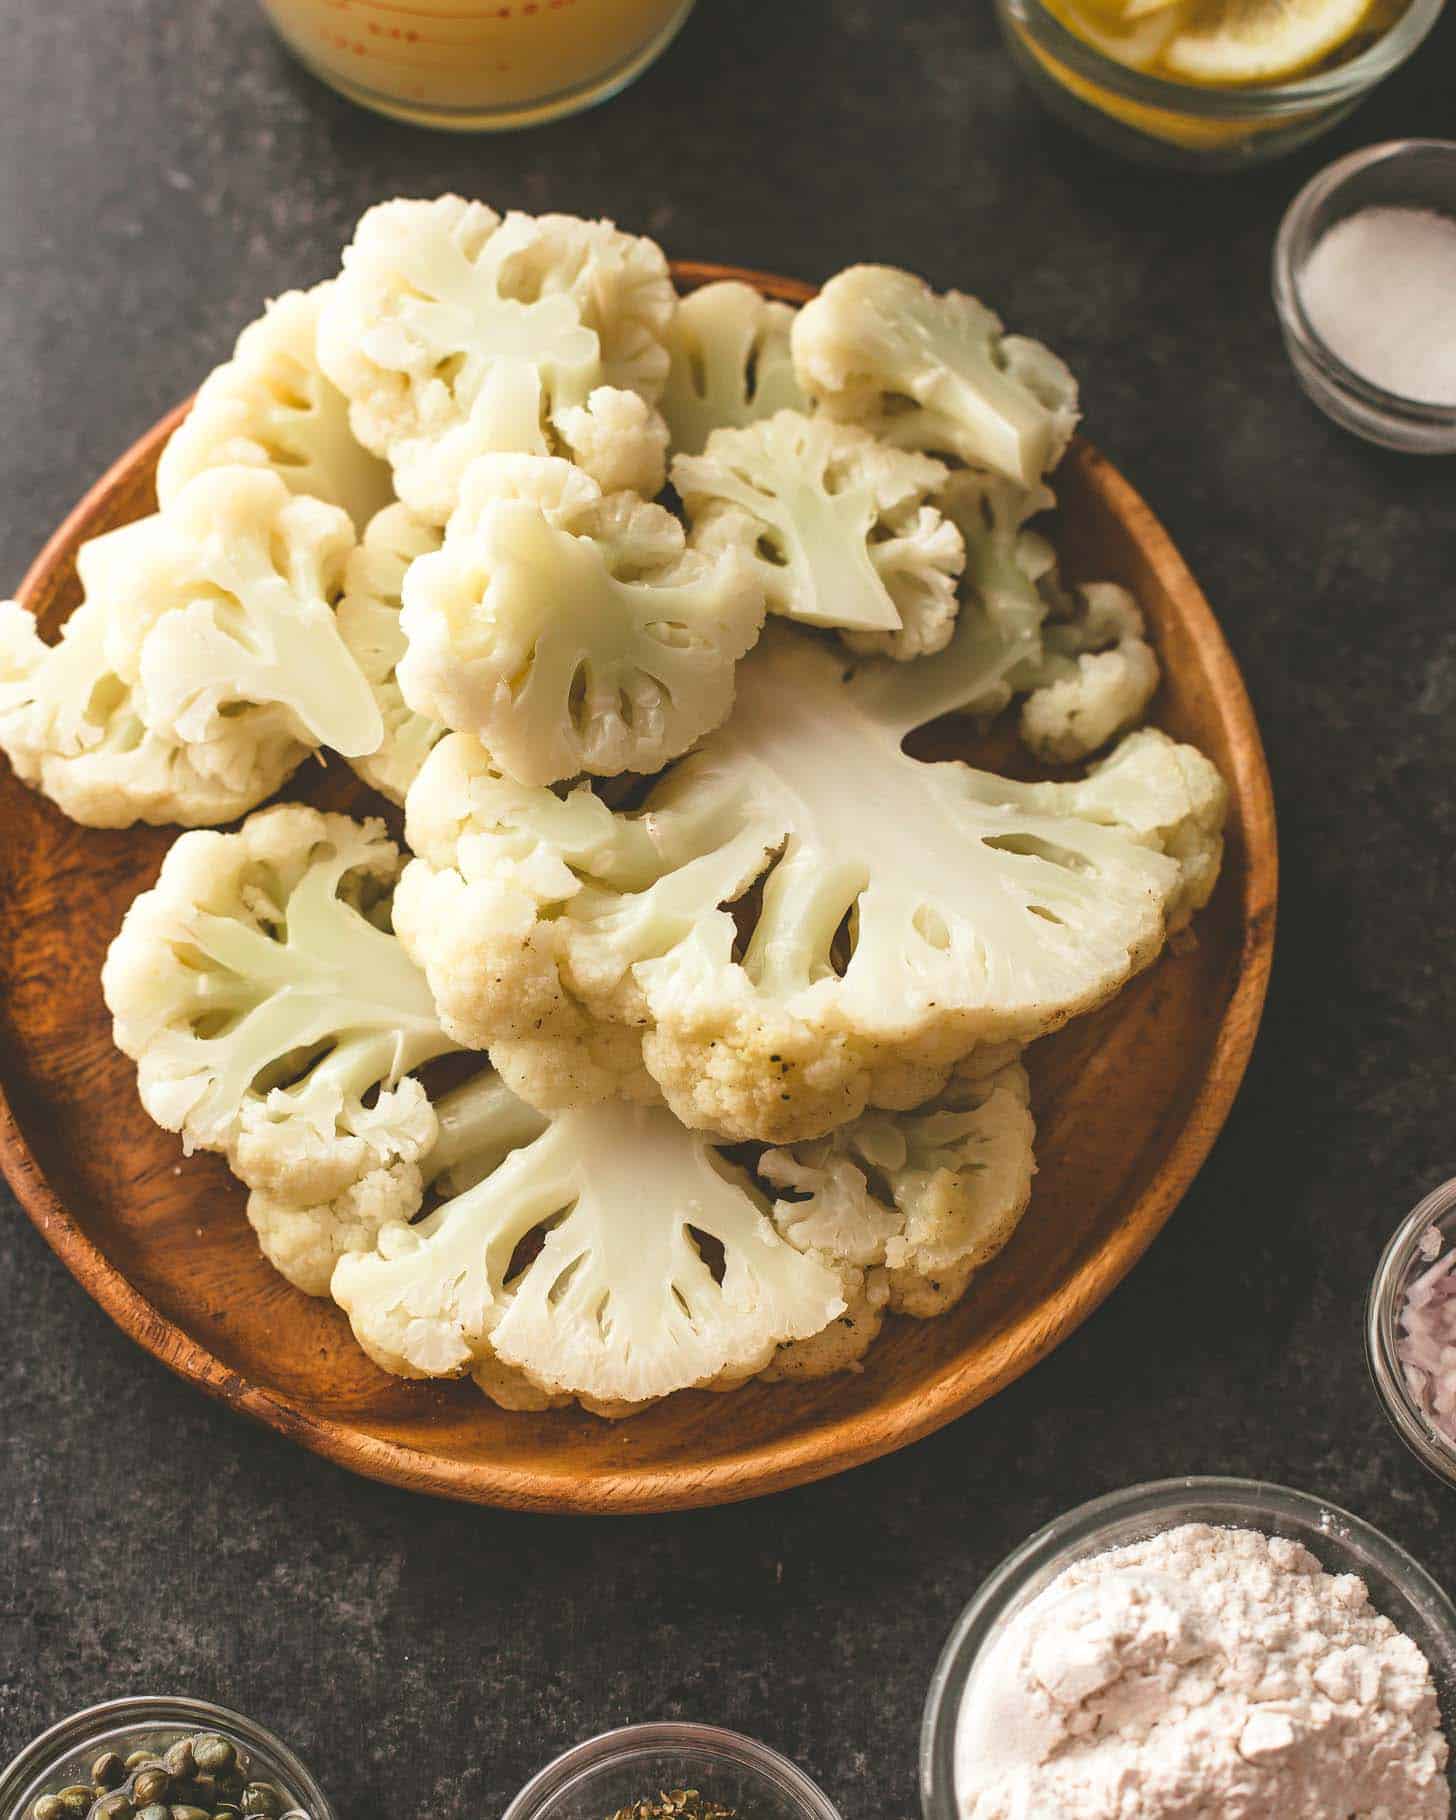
{"left": 317, "top": 197, "right": 674, "bottom": 521}
{"left": 102, "top": 806, "right": 459, "bottom": 1209}
{"left": 336, "top": 502, "right": 448, "bottom": 805}
{"left": 673, "top": 412, "right": 963, "bottom": 660}
{"left": 156, "top": 284, "right": 394, "bottom": 531}
{"left": 247, "top": 1062, "right": 548, "bottom": 1296}
{"left": 1014, "top": 580, "right": 1161, "bottom": 764}
{"left": 88, "top": 466, "right": 382, "bottom": 764}
{"left": 761, "top": 1052, "right": 1035, "bottom": 1319}
{"left": 661, "top": 281, "right": 808, "bottom": 456}
{"left": 792, "top": 264, "right": 1079, "bottom": 486}
{"left": 331, "top": 1094, "right": 845, "bottom": 1413}
{"left": 0, "top": 599, "right": 305, "bottom": 828}
{"left": 398, "top": 623, "right": 1228, "bottom": 1142}
{"left": 396, "top": 453, "right": 765, "bottom": 785}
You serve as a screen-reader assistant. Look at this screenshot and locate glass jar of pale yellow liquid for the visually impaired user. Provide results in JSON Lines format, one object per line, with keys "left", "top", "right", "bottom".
{"left": 259, "top": 0, "right": 696, "bottom": 130}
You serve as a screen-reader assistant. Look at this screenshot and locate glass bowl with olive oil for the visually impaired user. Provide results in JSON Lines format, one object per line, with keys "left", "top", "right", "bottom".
{"left": 995, "top": 0, "right": 1445, "bottom": 169}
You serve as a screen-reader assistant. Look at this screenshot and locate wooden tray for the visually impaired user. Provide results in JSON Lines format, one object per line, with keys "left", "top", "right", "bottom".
{"left": 0, "top": 264, "right": 1276, "bottom": 1514}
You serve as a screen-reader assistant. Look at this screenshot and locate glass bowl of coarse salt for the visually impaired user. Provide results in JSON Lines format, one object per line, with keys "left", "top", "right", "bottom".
{"left": 920, "top": 1477, "right": 1456, "bottom": 1820}
{"left": 1274, "top": 139, "right": 1456, "bottom": 452}
{"left": 1369, "top": 1176, "right": 1456, "bottom": 1486}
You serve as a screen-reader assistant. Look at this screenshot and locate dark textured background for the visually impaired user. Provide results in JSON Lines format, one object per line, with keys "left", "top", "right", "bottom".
{"left": 3, "top": 2, "right": 1455, "bottom": 1815}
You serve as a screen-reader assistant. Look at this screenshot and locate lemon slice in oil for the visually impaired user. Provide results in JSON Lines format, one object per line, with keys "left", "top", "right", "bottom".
{"left": 1160, "top": 0, "right": 1377, "bottom": 82}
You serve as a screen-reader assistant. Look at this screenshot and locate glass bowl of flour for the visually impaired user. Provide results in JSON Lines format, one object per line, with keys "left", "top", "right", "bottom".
{"left": 920, "top": 1477, "right": 1456, "bottom": 1819}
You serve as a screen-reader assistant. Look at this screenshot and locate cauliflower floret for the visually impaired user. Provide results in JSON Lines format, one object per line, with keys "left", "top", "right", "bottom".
{"left": 317, "top": 197, "right": 674, "bottom": 521}
{"left": 331, "top": 1090, "right": 845, "bottom": 1413}
{"left": 156, "top": 284, "right": 393, "bottom": 531}
{"left": 335, "top": 502, "right": 448, "bottom": 805}
{"left": 757, "top": 1273, "right": 890, "bottom": 1382}
{"left": 87, "top": 466, "right": 382, "bottom": 766}
{"left": 102, "top": 805, "right": 459, "bottom": 1206}
{"left": 855, "top": 472, "right": 1158, "bottom": 758}
{"left": 247, "top": 1063, "right": 549, "bottom": 1296}
{"left": 396, "top": 453, "right": 765, "bottom": 785}
{"left": 921, "top": 469, "right": 1058, "bottom": 719}
{"left": 792, "top": 264, "right": 1079, "bottom": 486}
{"left": 661, "top": 281, "right": 808, "bottom": 456}
{"left": 1014, "top": 581, "right": 1161, "bottom": 764}
{"left": 247, "top": 1163, "right": 425, "bottom": 1297}
{"left": 399, "top": 622, "right": 1228, "bottom": 1142}
{"left": 553, "top": 385, "right": 669, "bottom": 496}
{"left": 0, "top": 599, "right": 304, "bottom": 828}
{"left": 761, "top": 1052, "right": 1035, "bottom": 1319}
{"left": 673, "top": 412, "right": 963, "bottom": 660}
{"left": 1068, "top": 726, "right": 1227, "bottom": 931}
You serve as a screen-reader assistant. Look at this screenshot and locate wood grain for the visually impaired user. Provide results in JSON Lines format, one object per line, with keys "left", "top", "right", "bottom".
{"left": 0, "top": 264, "right": 1277, "bottom": 1514}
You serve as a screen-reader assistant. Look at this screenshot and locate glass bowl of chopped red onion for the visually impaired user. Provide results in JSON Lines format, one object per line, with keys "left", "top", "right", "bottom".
{"left": 501, "top": 1724, "right": 842, "bottom": 1820}
{"left": 1368, "top": 1176, "right": 1456, "bottom": 1485}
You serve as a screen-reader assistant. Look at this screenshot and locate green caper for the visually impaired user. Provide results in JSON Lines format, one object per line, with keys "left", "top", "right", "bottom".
{"left": 134, "top": 1807, "right": 168, "bottom": 1820}
{"left": 32, "top": 1796, "right": 65, "bottom": 1820}
{"left": 213, "top": 1808, "right": 242, "bottom": 1820}
{"left": 169, "top": 1808, "right": 209, "bottom": 1820}
{"left": 58, "top": 1788, "right": 95, "bottom": 1818}
{"left": 240, "top": 1786, "right": 284, "bottom": 1818}
{"left": 131, "top": 1774, "right": 171, "bottom": 1808}
{"left": 91, "top": 1756, "right": 127, "bottom": 1792}
{"left": 161, "top": 1743, "right": 195, "bottom": 1782}
{"left": 190, "top": 1738, "right": 235, "bottom": 1777}
{"left": 90, "top": 1797, "right": 133, "bottom": 1820}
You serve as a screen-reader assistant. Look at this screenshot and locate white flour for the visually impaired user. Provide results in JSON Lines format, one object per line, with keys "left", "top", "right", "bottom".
{"left": 954, "top": 1522, "right": 1450, "bottom": 1819}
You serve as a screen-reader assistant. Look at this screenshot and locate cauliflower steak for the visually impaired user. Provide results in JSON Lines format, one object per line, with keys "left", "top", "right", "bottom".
{"left": 397, "top": 620, "right": 1226, "bottom": 1142}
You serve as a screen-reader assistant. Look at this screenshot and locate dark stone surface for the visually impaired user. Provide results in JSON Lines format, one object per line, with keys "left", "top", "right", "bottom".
{"left": 3, "top": 3, "right": 1455, "bottom": 1814}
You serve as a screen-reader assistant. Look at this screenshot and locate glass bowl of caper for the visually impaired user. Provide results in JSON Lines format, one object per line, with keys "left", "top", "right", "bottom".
{"left": 0, "top": 1698, "right": 334, "bottom": 1820}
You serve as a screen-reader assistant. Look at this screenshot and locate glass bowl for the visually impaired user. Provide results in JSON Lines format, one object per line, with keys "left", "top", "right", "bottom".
{"left": 0, "top": 1697, "right": 335, "bottom": 1820}
{"left": 994, "top": 0, "right": 1445, "bottom": 169}
{"left": 1273, "top": 139, "right": 1456, "bottom": 452}
{"left": 257, "top": 0, "right": 697, "bottom": 132}
{"left": 1369, "top": 1176, "right": 1456, "bottom": 1484}
{"left": 502, "top": 1724, "right": 841, "bottom": 1820}
{"left": 920, "top": 1476, "right": 1456, "bottom": 1820}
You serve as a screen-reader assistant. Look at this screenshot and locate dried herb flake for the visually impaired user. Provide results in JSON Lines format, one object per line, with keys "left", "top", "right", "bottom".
{"left": 604, "top": 1791, "right": 736, "bottom": 1820}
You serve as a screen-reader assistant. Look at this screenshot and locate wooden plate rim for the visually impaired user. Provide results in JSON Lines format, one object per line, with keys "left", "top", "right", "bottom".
{"left": 0, "top": 262, "right": 1277, "bottom": 1514}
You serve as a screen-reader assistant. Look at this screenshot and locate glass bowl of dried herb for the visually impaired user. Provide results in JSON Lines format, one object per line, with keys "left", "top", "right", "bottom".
{"left": 501, "top": 1724, "right": 841, "bottom": 1820}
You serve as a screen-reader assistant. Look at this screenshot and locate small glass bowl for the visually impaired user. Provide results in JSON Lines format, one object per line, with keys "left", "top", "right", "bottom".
{"left": 994, "top": 0, "right": 1445, "bottom": 169}
{"left": 920, "top": 1476, "right": 1456, "bottom": 1820}
{"left": 501, "top": 1724, "right": 841, "bottom": 1820}
{"left": 1369, "top": 1177, "right": 1456, "bottom": 1484}
{"left": 0, "top": 1698, "right": 335, "bottom": 1820}
{"left": 1273, "top": 139, "right": 1456, "bottom": 452}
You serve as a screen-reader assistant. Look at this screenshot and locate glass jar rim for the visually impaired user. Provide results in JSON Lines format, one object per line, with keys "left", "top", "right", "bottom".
{"left": 1368, "top": 1176, "right": 1456, "bottom": 1484}
{"left": 501, "top": 1723, "right": 842, "bottom": 1820}
{"left": 1272, "top": 139, "right": 1456, "bottom": 427}
{"left": 1004, "top": 0, "right": 1446, "bottom": 117}
{"left": 919, "top": 1476, "right": 1456, "bottom": 1820}
{"left": 0, "top": 1696, "right": 335, "bottom": 1820}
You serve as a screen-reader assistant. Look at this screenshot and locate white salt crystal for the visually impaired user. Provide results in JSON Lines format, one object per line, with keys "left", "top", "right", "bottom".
{"left": 1299, "top": 206, "right": 1456, "bottom": 407}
